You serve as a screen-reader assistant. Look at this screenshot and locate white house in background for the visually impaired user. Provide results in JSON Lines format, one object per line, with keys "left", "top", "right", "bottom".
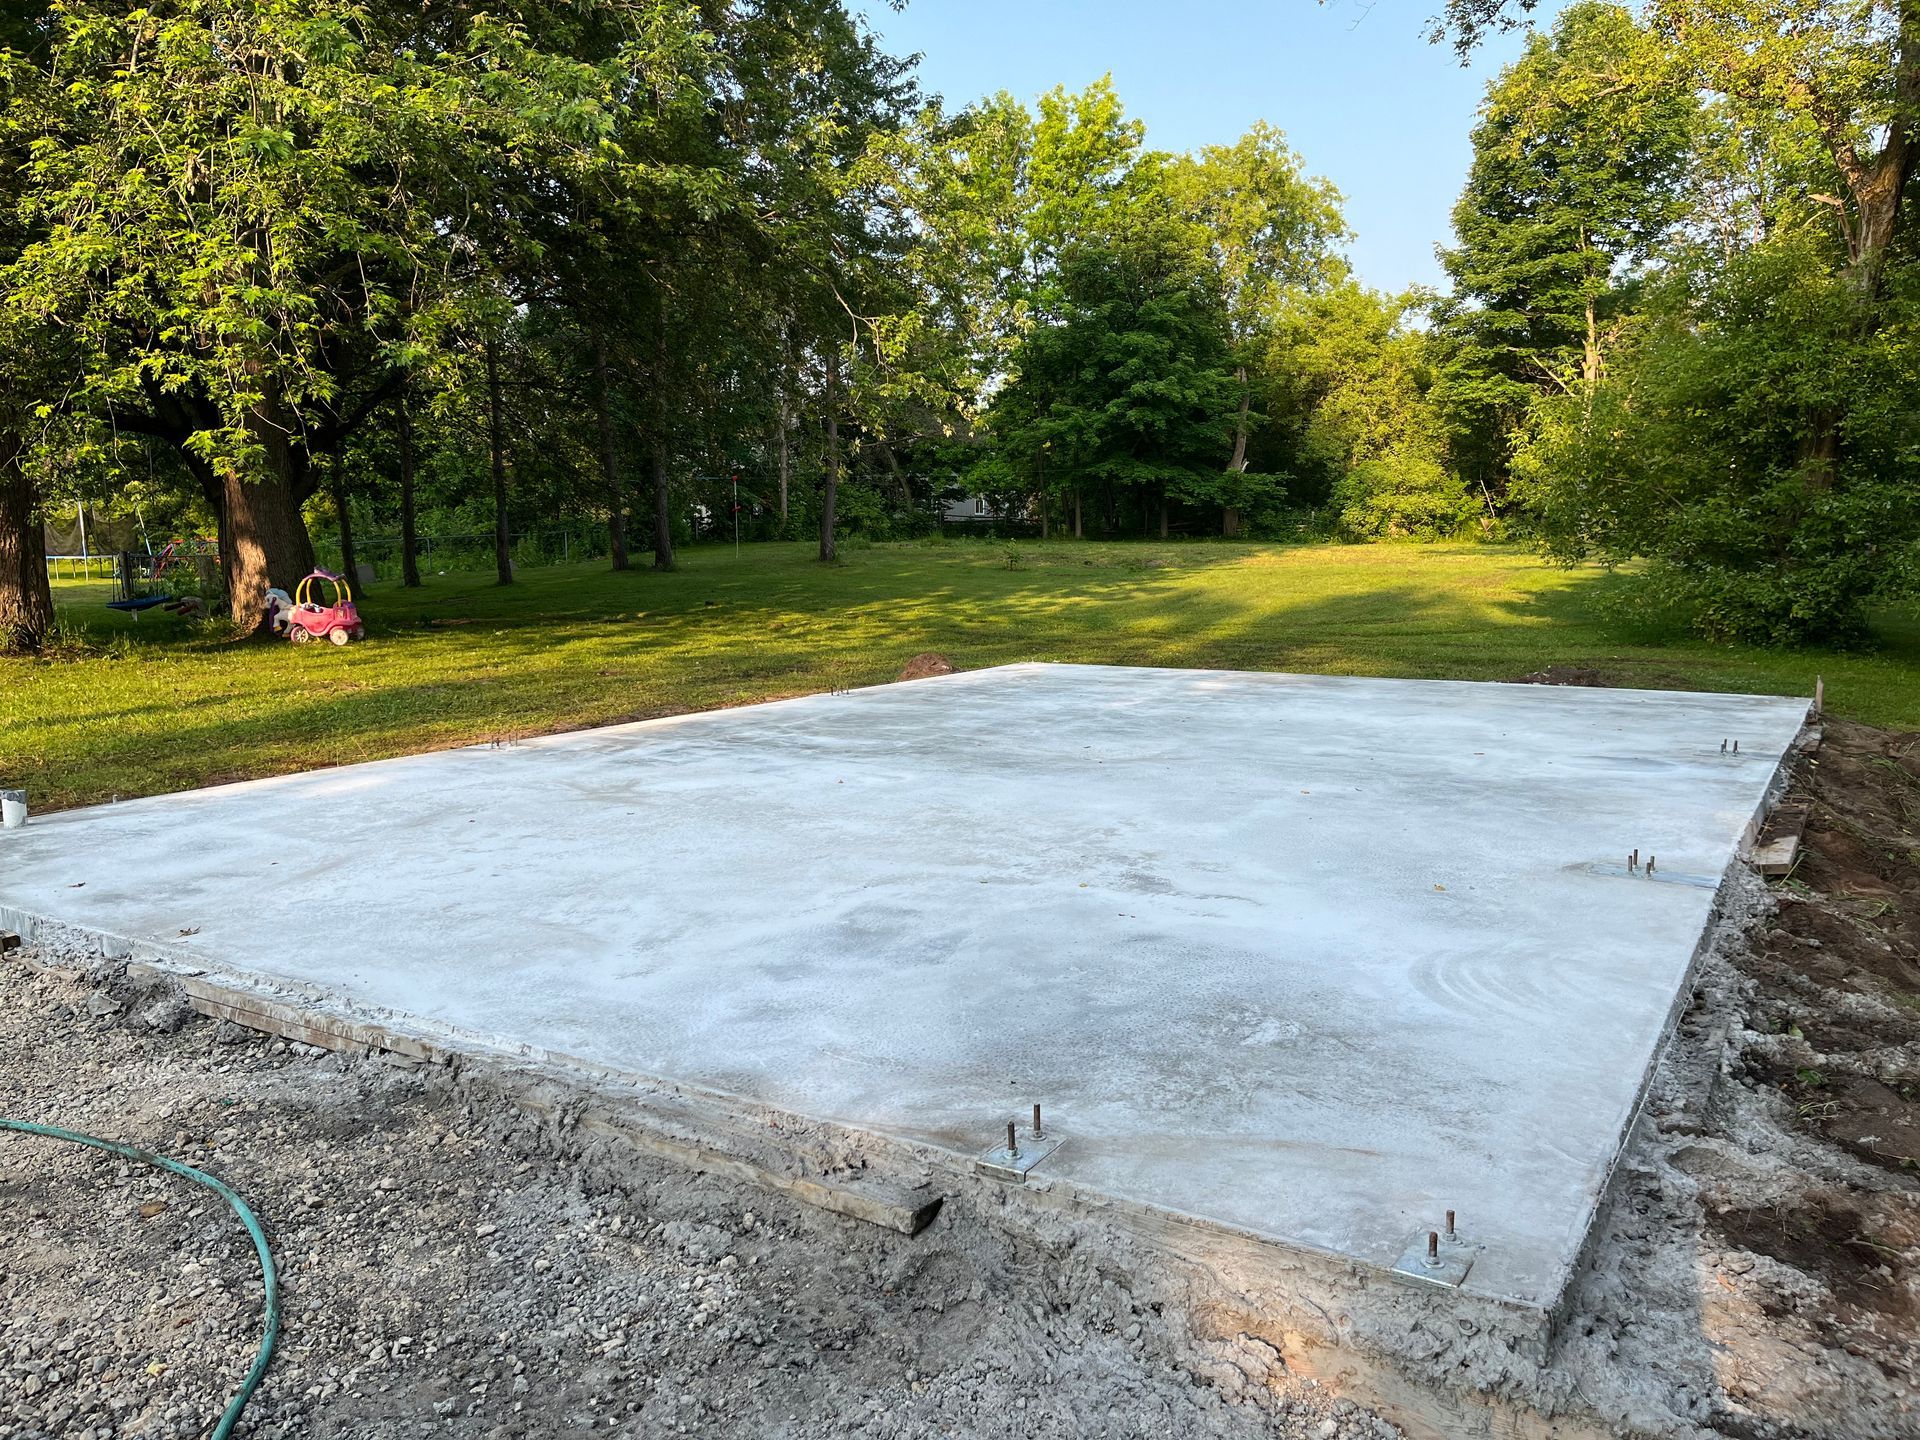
{"left": 942, "top": 494, "right": 992, "bottom": 521}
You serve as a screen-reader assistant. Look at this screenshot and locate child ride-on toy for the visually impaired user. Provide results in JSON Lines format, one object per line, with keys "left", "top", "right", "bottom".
{"left": 278, "top": 570, "right": 364, "bottom": 646}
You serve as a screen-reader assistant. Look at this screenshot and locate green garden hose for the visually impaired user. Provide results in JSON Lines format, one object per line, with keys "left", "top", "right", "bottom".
{"left": 1, "top": 1117, "right": 279, "bottom": 1440}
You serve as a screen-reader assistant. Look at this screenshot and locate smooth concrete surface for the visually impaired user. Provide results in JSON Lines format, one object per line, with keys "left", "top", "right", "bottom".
{"left": 0, "top": 664, "right": 1809, "bottom": 1310}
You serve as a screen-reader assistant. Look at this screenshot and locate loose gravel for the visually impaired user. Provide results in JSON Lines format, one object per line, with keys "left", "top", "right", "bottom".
{"left": 0, "top": 949, "right": 1391, "bottom": 1440}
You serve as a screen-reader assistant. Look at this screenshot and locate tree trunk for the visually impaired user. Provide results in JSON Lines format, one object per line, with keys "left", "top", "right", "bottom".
{"left": 1035, "top": 450, "right": 1047, "bottom": 539}
{"left": 398, "top": 396, "right": 421, "bottom": 587}
{"left": 777, "top": 410, "right": 791, "bottom": 523}
{"left": 876, "top": 439, "right": 911, "bottom": 509}
{"left": 1582, "top": 294, "right": 1602, "bottom": 388}
{"left": 485, "top": 334, "right": 512, "bottom": 586}
{"left": 648, "top": 432, "right": 674, "bottom": 570}
{"left": 1839, "top": 10, "right": 1918, "bottom": 298}
{"left": 819, "top": 347, "right": 841, "bottom": 563}
{"left": 1158, "top": 488, "right": 1169, "bottom": 539}
{"left": 1224, "top": 363, "right": 1251, "bottom": 537}
{"left": 1073, "top": 491, "right": 1082, "bottom": 539}
{"left": 222, "top": 406, "right": 317, "bottom": 632}
{"left": 1798, "top": 407, "right": 1841, "bottom": 489}
{"left": 0, "top": 433, "right": 54, "bottom": 653}
{"left": 776, "top": 337, "right": 793, "bottom": 523}
{"left": 329, "top": 458, "right": 358, "bottom": 586}
{"left": 593, "top": 328, "right": 629, "bottom": 572}
{"left": 221, "top": 465, "right": 315, "bottom": 632}
{"left": 1228, "top": 365, "right": 1251, "bottom": 472}
{"left": 650, "top": 320, "right": 675, "bottom": 571}
{"left": 141, "top": 386, "right": 301, "bottom": 630}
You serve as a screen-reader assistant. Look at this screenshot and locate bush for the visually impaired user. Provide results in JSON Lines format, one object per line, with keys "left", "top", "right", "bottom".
{"left": 1511, "top": 239, "right": 1920, "bottom": 646}
{"left": 1330, "top": 454, "right": 1485, "bottom": 540}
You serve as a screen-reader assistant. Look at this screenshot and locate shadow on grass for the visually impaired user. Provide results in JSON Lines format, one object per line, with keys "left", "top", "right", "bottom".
{"left": 13, "top": 542, "right": 1916, "bottom": 809}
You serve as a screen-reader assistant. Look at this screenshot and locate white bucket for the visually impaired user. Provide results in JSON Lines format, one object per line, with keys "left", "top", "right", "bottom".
{"left": 1, "top": 790, "right": 25, "bottom": 829}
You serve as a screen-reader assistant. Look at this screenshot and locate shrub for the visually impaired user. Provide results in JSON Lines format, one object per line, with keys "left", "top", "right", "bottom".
{"left": 1331, "top": 454, "right": 1485, "bottom": 540}
{"left": 1511, "top": 240, "right": 1920, "bottom": 646}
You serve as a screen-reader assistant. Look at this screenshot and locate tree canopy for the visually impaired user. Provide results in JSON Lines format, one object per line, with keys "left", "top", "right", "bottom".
{"left": 1, "top": 0, "right": 1915, "bottom": 652}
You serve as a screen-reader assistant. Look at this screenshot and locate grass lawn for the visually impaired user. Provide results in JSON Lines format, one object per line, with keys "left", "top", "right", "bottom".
{"left": 6, "top": 538, "right": 1917, "bottom": 812}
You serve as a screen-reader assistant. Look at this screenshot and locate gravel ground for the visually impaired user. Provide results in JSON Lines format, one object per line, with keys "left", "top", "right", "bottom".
{"left": 0, "top": 952, "right": 1392, "bottom": 1440}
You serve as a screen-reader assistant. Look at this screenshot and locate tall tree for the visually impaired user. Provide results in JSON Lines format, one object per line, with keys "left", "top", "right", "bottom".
{"left": 1171, "top": 121, "right": 1347, "bottom": 523}
{"left": 1447, "top": 0, "right": 1920, "bottom": 641}
{"left": 993, "top": 225, "right": 1238, "bottom": 535}
{"left": 1433, "top": 2, "right": 1693, "bottom": 494}
{"left": 0, "top": 14, "right": 54, "bottom": 652}
{"left": 3, "top": 1, "right": 692, "bottom": 628}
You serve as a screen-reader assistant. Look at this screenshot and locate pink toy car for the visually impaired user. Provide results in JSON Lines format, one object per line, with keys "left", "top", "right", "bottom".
{"left": 282, "top": 570, "right": 364, "bottom": 646}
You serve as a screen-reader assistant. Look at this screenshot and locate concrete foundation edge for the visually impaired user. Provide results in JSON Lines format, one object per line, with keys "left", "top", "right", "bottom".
{"left": 4, "top": 907, "right": 1645, "bottom": 1437}
{"left": 5, "top": 719, "right": 1812, "bottom": 1440}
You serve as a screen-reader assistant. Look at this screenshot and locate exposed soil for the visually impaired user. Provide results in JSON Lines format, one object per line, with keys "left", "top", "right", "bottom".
{"left": 1712, "top": 1193, "right": 1915, "bottom": 1319}
{"left": 0, "top": 957, "right": 1393, "bottom": 1440}
{"left": 1676, "top": 718, "right": 1920, "bottom": 1434}
{"left": 1507, "top": 665, "right": 1614, "bottom": 687}
{"left": 895, "top": 653, "right": 955, "bottom": 682}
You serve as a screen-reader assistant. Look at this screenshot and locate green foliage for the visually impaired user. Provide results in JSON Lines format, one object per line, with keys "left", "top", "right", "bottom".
{"left": 1332, "top": 455, "right": 1486, "bottom": 542}
{"left": 992, "top": 235, "right": 1238, "bottom": 516}
{"left": 6, "top": 0, "right": 678, "bottom": 478}
{"left": 1432, "top": 1, "right": 1694, "bottom": 495}
{"left": 1513, "top": 240, "right": 1920, "bottom": 644}
{"left": 1440, "top": 0, "right": 1920, "bottom": 647}
{"left": 1263, "top": 283, "right": 1448, "bottom": 505}
{"left": 953, "top": 82, "right": 1357, "bottom": 534}
{"left": 4, "top": 0, "right": 1911, "bottom": 653}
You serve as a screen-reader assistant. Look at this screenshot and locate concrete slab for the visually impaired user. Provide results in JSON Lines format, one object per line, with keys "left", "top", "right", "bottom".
{"left": 0, "top": 664, "right": 1807, "bottom": 1317}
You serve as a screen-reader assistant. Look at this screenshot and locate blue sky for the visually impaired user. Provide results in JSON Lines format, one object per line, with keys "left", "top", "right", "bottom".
{"left": 850, "top": 0, "right": 1560, "bottom": 295}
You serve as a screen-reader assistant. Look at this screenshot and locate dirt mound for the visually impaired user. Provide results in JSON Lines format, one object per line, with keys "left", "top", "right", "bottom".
{"left": 1506, "top": 665, "right": 1612, "bottom": 686}
{"left": 898, "top": 652, "right": 955, "bottom": 681}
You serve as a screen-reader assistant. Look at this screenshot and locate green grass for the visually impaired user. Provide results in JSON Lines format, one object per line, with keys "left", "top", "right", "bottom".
{"left": 7, "top": 538, "right": 1917, "bottom": 812}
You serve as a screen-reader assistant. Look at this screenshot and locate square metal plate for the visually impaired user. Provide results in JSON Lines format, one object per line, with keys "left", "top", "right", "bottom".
{"left": 1390, "top": 1232, "right": 1477, "bottom": 1289}
{"left": 974, "top": 1131, "right": 1063, "bottom": 1182}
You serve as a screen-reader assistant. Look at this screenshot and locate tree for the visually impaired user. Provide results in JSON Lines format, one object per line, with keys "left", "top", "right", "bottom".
{"left": 930, "top": 83, "right": 1356, "bottom": 538}
{"left": 1433, "top": 2, "right": 1694, "bottom": 494}
{"left": 0, "top": 14, "right": 54, "bottom": 652}
{"left": 1440, "top": 0, "right": 1920, "bottom": 640}
{"left": 1263, "top": 283, "right": 1477, "bottom": 534}
{"left": 994, "top": 221, "right": 1238, "bottom": 537}
{"left": 1514, "top": 238, "right": 1920, "bottom": 643}
{"left": 1653, "top": 0, "right": 1917, "bottom": 298}
{"left": 1170, "top": 122, "right": 1347, "bottom": 528}
{"left": 3, "top": 1, "right": 696, "bottom": 628}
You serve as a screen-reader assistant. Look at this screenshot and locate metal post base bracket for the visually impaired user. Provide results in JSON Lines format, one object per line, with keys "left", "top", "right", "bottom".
{"left": 974, "top": 1132, "right": 1063, "bottom": 1183}
{"left": 1390, "top": 1232, "right": 1477, "bottom": 1289}
{"left": 1570, "top": 860, "right": 1720, "bottom": 890}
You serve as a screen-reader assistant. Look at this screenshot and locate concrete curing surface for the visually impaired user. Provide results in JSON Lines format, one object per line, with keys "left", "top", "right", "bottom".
{"left": 0, "top": 664, "right": 1809, "bottom": 1315}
